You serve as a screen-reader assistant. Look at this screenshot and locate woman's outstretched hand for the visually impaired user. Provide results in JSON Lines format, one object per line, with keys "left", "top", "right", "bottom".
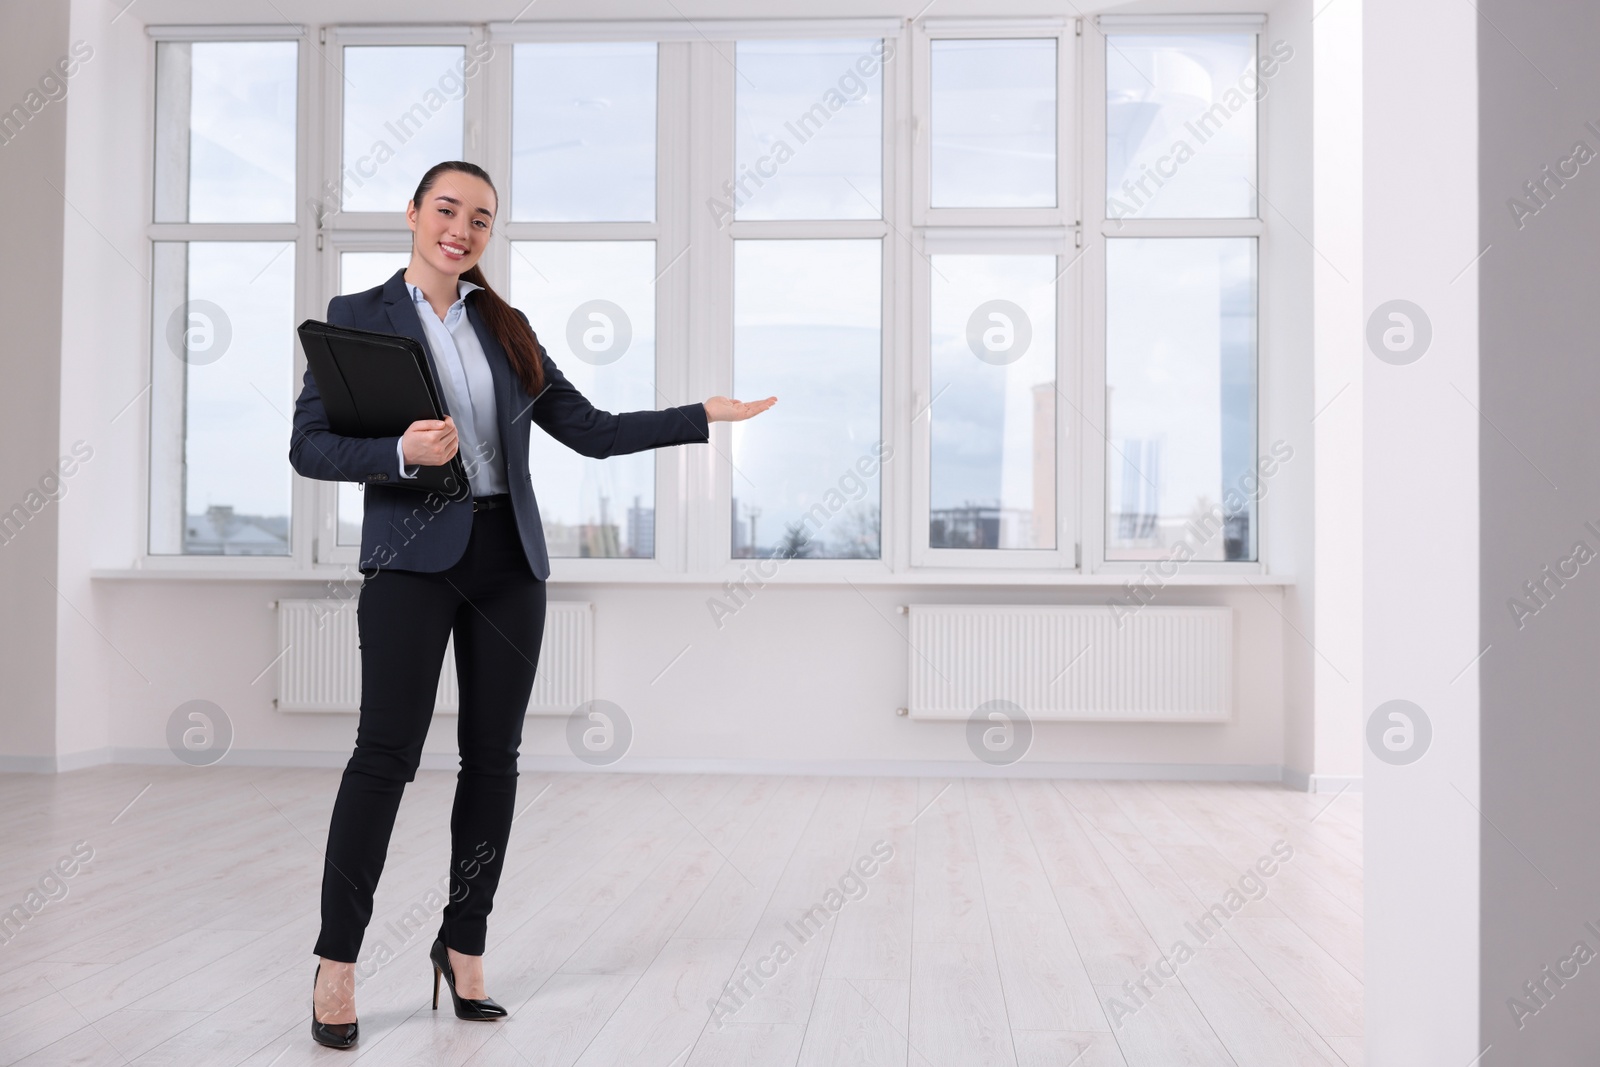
{"left": 703, "top": 395, "right": 777, "bottom": 423}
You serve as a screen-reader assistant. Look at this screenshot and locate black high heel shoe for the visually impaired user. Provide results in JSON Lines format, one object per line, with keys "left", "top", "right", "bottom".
{"left": 311, "top": 962, "right": 359, "bottom": 1049}
{"left": 430, "top": 936, "right": 508, "bottom": 1020}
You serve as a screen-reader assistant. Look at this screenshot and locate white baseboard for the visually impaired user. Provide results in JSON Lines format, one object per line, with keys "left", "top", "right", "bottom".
{"left": 1280, "top": 766, "right": 1364, "bottom": 793}
{"left": 0, "top": 748, "right": 116, "bottom": 774}
{"left": 0, "top": 747, "right": 1317, "bottom": 785}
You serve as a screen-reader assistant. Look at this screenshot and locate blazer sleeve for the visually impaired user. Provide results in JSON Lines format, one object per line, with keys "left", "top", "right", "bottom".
{"left": 287, "top": 295, "right": 409, "bottom": 484}
{"left": 518, "top": 308, "right": 709, "bottom": 459}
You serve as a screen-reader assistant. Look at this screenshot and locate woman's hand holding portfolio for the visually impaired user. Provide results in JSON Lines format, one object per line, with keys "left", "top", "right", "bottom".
{"left": 402, "top": 415, "right": 459, "bottom": 466}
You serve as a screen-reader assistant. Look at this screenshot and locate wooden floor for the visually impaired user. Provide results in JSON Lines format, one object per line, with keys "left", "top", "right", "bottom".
{"left": 0, "top": 767, "right": 1362, "bottom": 1066}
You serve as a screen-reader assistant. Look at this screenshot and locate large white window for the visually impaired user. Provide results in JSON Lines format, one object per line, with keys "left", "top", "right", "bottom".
{"left": 149, "top": 38, "right": 299, "bottom": 557}
{"left": 506, "top": 39, "right": 662, "bottom": 560}
{"left": 1094, "top": 19, "right": 1266, "bottom": 565}
{"left": 142, "top": 15, "right": 1273, "bottom": 577}
{"left": 728, "top": 37, "right": 888, "bottom": 563}
{"left": 733, "top": 239, "right": 883, "bottom": 559}
{"left": 910, "top": 20, "right": 1073, "bottom": 570}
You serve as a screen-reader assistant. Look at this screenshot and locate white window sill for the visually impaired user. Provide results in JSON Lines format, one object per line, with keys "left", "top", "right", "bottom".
{"left": 89, "top": 565, "right": 1294, "bottom": 587}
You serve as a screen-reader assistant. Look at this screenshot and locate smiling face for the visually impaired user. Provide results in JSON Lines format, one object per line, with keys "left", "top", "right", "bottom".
{"left": 405, "top": 170, "right": 497, "bottom": 277}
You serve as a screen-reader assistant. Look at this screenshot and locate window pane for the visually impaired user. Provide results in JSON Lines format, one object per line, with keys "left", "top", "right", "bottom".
{"left": 336, "top": 475, "right": 364, "bottom": 547}
{"left": 154, "top": 41, "right": 297, "bottom": 223}
{"left": 512, "top": 42, "right": 657, "bottom": 222}
{"left": 733, "top": 240, "right": 883, "bottom": 560}
{"left": 1105, "top": 34, "right": 1258, "bottom": 219}
{"left": 333, "top": 251, "right": 413, "bottom": 547}
{"left": 510, "top": 242, "right": 657, "bottom": 558}
{"left": 340, "top": 250, "right": 410, "bottom": 296}
{"left": 149, "top": 242, "right": 296, "bottom": 555}
{"left": 341, "top": 46, "right": 465, "bottom": 213}
{"left": 732, "top": 39, "right": 885, "bottom": 221}
{"left": 930, "top": 39, "right": 1056, "bottom": 208}
{"left": 1106, "top": 238, "right": 1256, "bottom": 561}
{"left": 929, "top": 255, "right": 1057, "bottom": 550}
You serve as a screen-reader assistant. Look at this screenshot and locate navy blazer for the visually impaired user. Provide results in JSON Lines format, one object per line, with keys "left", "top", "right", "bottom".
{"left": 289, "top": 267, "right": 709, "bottom": 579}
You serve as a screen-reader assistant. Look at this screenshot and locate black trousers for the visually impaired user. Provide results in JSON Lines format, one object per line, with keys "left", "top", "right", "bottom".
{"left": 312, "top": 505, "right": 546, "bottom": 963}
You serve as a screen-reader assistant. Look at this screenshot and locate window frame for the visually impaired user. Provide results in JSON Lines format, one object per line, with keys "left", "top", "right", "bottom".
{"left": 910, "top": 17, "right": 1075, "bottom": 229}
{"left": 140, "top": 23, "right": 311, "bottom": 573}
{"left": 483, "top": 33, "right": 691, "bottom": 578}
{"left": 309, "top": 26, "right": 487, "bottom": 568}
{"left": 132, "top": 14, "right": 1277, "bottom": 583}
{"left": 711, "top": 28, "right": 900, "bottom": 580}
{"left": 491, "top": 18, "right": 904, "bottom": 583}
{"left": 1084, "top": 13, "right": 1268, "bottom": 576}
{"left": 909, "top": 17, "right": 1080, "bottom": 571}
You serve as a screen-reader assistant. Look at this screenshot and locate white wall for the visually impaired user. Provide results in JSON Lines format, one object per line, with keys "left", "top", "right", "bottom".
{"left": 53, "top": 0, "right": 150, "bottom": 767}
{"left": 88, "top": 579, "right": 1289, "bottom": 774}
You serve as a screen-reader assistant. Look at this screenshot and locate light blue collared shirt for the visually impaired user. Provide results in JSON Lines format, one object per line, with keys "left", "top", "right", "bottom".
{"left": 396, "top": 277, "right": 509, "bottom": 496}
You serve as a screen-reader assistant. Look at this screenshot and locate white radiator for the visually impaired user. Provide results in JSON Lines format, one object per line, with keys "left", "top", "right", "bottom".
{"left": 906, "top": 604, "right": 1232, "bottom": 722}
{"left": 274, "top": 598, "right": 593, "bottom": 715}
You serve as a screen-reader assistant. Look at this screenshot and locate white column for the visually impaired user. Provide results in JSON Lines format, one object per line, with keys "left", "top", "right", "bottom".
{"left": 1363, "top": 0, "right": 1480, "bottom": 1061}
{"left": 1309, "top": 0, "right": 1364, "bottom": 790}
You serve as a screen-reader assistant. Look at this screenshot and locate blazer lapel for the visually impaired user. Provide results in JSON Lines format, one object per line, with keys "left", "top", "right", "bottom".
{"left": 466, "top": 292, "right": 521, "bottom": 433}
{"left": 380, "top": 268, "right": 451, "bottom": 419}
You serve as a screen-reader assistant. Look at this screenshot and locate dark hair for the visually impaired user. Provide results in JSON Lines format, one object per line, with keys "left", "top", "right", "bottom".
{"left": 411, "top": 161, "right": 544, "bottom": 398}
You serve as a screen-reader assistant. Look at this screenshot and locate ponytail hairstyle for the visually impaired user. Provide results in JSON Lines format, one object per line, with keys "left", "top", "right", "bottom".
{"left": 411, "top": 160, "right": 545, "bottom": 398}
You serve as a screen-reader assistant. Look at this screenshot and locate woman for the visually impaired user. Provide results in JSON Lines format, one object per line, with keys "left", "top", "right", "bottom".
{"left": 289, "top": 160, "right": 776, "bottom": 1049}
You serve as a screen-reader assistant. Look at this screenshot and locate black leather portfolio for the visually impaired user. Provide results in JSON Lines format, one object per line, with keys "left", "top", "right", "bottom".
{"left": 296, "top": 318, "right": 472, "bottom": 502}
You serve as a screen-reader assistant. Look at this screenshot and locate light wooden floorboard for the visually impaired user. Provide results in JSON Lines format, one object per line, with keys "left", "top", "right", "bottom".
{"left": 0, "top": 767, "right": 1362, "bottom": 1067}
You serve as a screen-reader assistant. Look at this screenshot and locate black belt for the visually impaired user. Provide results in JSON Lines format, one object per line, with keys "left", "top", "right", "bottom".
{"left": 471, "top": 493, "right": 512, "bottom": 512}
